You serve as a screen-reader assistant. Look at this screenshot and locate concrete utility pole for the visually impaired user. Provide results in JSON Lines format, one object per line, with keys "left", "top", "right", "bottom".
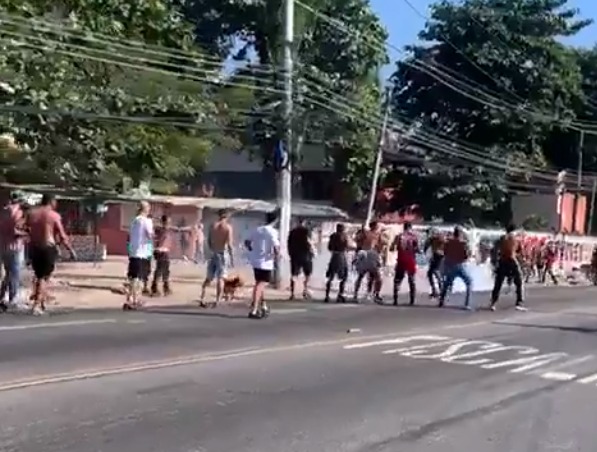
{"left": 364, "top": 88, "right": 391, "bottom": 228}
{"left": 572, "top": 130, "right": 584, "bottom": 233}
{"left": 274, "top": 0, "right": 294, "bottom": 287}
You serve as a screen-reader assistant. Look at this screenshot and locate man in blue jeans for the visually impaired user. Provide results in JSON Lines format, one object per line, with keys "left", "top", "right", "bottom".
{"left": 0, "top": 192, "right": 26, "bottom": 310}
{"left": 438, "top": 226, "right": 473, "bottom": 310}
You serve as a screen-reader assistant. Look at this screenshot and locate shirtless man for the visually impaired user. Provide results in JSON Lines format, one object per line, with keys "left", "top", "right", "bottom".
{"left": 490, "top": 224, "right": 526, "bottom": 311}
{"left": 199, "top": 209, "right": 233, "bottom": 307}
{"left": 27, "top": 194, "right": 76, "bottom": 315}
{"left": 353, "top": 221, "right": 385, "bottom": 303}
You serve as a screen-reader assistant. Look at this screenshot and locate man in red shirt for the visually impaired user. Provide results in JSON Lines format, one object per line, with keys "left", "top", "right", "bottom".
{"left": 391, "top": 222, "right": 419, "bottom": 306}
{"left": 439, "top": 226, "right": 473, "bottom": 310}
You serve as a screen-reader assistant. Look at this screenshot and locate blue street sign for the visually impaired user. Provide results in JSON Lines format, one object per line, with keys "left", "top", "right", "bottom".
{"left": 273, "top": 140, "right": 289, "bottom": 172}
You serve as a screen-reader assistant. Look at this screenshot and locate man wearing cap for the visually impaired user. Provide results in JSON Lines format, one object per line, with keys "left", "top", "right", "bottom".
{"left": 0, "top": 191, "right": 27, "bottom": 310}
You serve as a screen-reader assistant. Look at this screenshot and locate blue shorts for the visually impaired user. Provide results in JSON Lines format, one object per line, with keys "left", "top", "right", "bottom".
{"left": 206, "top": 253, "right": 226, "bottom": 280}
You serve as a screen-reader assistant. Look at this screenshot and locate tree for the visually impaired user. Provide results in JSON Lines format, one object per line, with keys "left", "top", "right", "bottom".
{"left": 182, "top": 0, "right": 388, "bottom": 205}
{"left": 390, "top": 0, "right": 591, "bottom": 221}
{"left": 0, "top": 0, "right": 228, "bottom": 192}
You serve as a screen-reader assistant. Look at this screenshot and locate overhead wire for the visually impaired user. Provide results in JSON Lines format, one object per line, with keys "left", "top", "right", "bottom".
{"left": 1, "top": 13, "right": 594, "bottom": 189}
{"left": 294, "top": 0, "right": 597, "bottom": 133}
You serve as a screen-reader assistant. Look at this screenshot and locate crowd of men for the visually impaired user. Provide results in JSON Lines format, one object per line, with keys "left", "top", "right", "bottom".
{"left": 0, "top": 192, "right": 555, "bottom": 317}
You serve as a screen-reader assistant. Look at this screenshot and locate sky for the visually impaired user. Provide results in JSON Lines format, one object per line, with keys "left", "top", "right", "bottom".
{"left": 370, "top": 0, "right": 597, "bottom": 78}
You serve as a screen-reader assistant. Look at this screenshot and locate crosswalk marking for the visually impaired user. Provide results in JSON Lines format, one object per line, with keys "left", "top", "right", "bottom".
{"left": 540, "top": 371, "right": 577, "bottom": 381}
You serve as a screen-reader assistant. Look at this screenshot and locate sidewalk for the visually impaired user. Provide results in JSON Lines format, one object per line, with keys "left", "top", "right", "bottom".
{"left": 48, "top": 257, "right": 296, "bottom": 310}
{"left": 6, "top": 257, "right": 585, "bottom": 312}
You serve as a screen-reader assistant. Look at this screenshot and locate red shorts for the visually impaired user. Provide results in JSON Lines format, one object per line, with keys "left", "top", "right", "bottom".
{"left": 396, "top": 258, "right": 417, "bottom": 276}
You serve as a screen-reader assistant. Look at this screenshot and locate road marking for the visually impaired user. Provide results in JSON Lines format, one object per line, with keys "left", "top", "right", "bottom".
{"left": 125, "top": 319, "right": 146, "bottom": 324}
{"left": 577, "top": 373, "right": 597, "bottom": 384}
{"left": 530, "top": 355, "right": 594, "bottom": 375}
{"left": 273, "top": 309, "right": 308, "bottom": 315}
{"left": 0, "top": 319, "right": 118, "bottom": 331}
{"left": 540, "top": 371, "right": 577, "bottom": 381}
{"left": 0, "top": 305, "right": 590, "bottom": 391}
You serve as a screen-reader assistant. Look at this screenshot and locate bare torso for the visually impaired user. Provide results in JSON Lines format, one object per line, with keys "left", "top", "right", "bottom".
{"left": 28, "top": 207, "right": 64, "bottom": 247}
{"left": 209, "top": 220, "right": 232, "bottom": 253}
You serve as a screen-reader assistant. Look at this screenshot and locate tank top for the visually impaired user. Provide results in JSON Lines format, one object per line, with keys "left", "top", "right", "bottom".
{"left": 396, "top": 232, "right": 418, "bottom": 265}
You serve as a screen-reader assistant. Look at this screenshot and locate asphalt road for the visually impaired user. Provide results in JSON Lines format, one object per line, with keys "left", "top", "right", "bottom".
{"left": 2, "top": 287, "right": 597, "bottom": 452}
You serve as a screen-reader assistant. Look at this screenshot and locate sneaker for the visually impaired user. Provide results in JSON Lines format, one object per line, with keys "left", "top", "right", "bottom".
{"left": 489, "top": 305, "right": 496, "bottom": 312}
{"left": 463, "top": 305, "right": 474, "bottom": 312}
{"left": 515, "top": 304, "right": 528, "bottom": 312}
{"left": 31, "top": 306, "right": 45, "bottom": 316}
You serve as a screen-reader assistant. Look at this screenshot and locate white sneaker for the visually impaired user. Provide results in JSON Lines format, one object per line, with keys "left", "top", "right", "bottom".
{"left": 31, "top": 306, "right": 45, "bottom": 316}
{"left": 515, "top": 305, "right": 528, "bottom": 312}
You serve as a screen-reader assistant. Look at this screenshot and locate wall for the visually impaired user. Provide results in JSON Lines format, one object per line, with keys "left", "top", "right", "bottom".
{"left": 98, "top": 202, "right": 201, "bottom": 257}
{"left": 511, "top": 193, "right": 588, "bottom": 234}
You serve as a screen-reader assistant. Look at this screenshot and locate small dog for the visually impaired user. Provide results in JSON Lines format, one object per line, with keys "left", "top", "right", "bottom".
{"left": 222, "top": 275, "right": 244, "bottom": 301}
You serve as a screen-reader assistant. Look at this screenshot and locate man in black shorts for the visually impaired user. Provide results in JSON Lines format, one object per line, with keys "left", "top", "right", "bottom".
{"left": 27, "top": 194, "right": 76, "bottom": 315}
{"left": 288, "top": 218, "right": 314, "bottom": 300}
{"left": 324, "top": 223, "right": 352, "bottom": 303}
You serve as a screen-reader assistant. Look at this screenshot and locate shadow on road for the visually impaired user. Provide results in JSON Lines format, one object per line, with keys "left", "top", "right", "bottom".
{"left": 493, "top": 321, "right": 597, "bottom": 334}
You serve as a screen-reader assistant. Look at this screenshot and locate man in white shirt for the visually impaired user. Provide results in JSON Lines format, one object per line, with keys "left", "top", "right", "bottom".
{"left": 244, "top": 211, "right": 279, "bottom": 319}
{"left": 125, "top": 201, "right": 154, "bottom": 310}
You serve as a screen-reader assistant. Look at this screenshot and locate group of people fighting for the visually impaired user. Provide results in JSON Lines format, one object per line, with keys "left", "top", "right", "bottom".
{"left": 0, "top": 190, "right": 535, "bottom": 317}
{"left": 321, "top": 222, "right": 530, "bottom": 311}
{"left": 0, "top": 192, "right": 76, "bottom": 315}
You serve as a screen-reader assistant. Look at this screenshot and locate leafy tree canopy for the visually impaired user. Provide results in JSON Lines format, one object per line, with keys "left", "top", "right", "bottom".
{"left": 0, "top": 0, "right": 230, "bottom": 193}
{"left": 183, "top": 0, "right": 388, "bottom": 206}
{"left": 390, "top": 0, "right": 593, "bottom": 222}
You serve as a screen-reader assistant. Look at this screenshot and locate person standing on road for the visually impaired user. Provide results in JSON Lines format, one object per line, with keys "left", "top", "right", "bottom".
{"left": 324, "top": 223, "right": 352, "bottom": 303}
{"left": 124, "top": 201, "right": 154, "bottom": 310}
{"left": 424, "top": 228, "right": 445, "bottom": 299}
{"left": 199, "top": 209, "right": 234, "bottom": 308}
{"left": 27, "top": 193, "right": 76, "bottom": 315}
{"left": 151, "top": 214, "right": 173, "bottom": 297}
{"left": 288, "top": 218, "right": 314, "bottom": 300}
{"left": 439, "top": 226, "right": 473, "bottom": 310}
{"left": 0, "top": 192, "right": 27, "bottom": 311}
{"left": 245, "top": 211, "right": 279, "bottom": 319}
{"left": 390, "top": 222, "right": 419, "bottom": 306}
{"left": 352, "top": 221, "right": 384, "bottom": 303}
{"left": 490, "top": 224, "right": 526, "bottom": 312}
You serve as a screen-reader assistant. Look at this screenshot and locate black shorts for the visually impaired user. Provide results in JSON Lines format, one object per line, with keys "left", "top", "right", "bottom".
{"left": 29, "top": 244, "right": 58, "bottom": 280}
{"left": 253, "top": 268, "right": 272, "bottom": 284}
{"left": 127, "top": 257, "right": 151, "bottom": 281}
{"left": 326, "top": 254, "right": 348, "bottom": 280}
{"left": 290, "top": 255, "right": 313, "bottom": 277}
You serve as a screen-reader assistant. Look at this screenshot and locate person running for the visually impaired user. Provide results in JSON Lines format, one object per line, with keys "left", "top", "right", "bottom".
{"left": 424, "top": 228, "right": 445, "bottom": 298}
{"left": 324, "top": 223, "right": 352, "bottom": 303}
{"left": 439, "top": 226, "right": 473, "bottom": 310}
{"left": 199, "top": 209, "right": 233, "bottom": 308}
{"left": 490, "top": 224, "right": 526, "bottom": 312}
{"left": 288, "top": 218, "right": 314, "bottom": 300}
{"left": 391, "top": 222, "right": 419, "bottom": 306}
{"left": 353, "top": 221, "right": 384, "bottom": 303}
{"left": 151, "top": 214, "right": 173, "bottom": 296}
{"left": 245, "top": 211, "right": 279, "bottom": 319}
{"left": 0, "top": 192, "right": 27, "bottom": 311}
{"left": 27, "top": 193, "right": 76, "bottom": 315}
{"left": 124, "top": 201, "right": 154, "bottom": 310}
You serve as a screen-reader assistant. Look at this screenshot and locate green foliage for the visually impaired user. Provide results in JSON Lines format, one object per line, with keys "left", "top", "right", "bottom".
{"left": 0, "top": 0, "right": 224, "bottom": 193}
{"left": 183, "top": 0, "right": 388, "bottom": 202}
{"left": 390, "top": 0, "right": 592, "bottom": 220}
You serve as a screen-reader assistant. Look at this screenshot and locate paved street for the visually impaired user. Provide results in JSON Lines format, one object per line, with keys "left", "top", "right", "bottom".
{"left": 2, "top": 287, "right": 597, "bottom": 451}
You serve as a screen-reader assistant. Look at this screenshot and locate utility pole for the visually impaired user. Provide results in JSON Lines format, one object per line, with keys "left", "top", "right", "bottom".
{"left": 572, "top": 130, "right": 584, "bottom": 233}
{"left": 274, "top": 0, "right": 294, "bottom": 288}
{"left": 589, "top": 178, "right": 597, "bottom": 234}
{"left": 364, "top": 88, "right": 391, "bottom": 227}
